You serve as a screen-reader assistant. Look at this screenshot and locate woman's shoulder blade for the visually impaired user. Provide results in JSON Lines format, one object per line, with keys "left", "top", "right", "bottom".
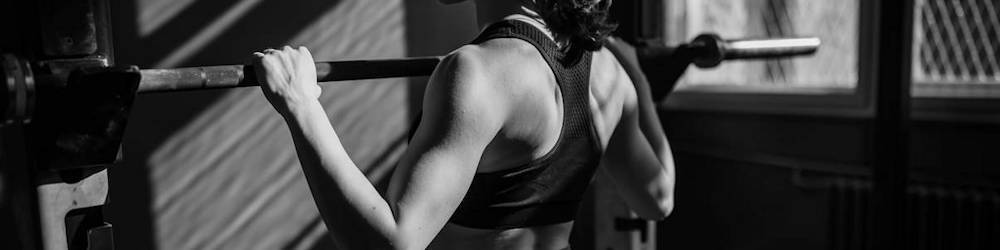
{"left": 444, "top": 39, "right": 553, "bottom": 86}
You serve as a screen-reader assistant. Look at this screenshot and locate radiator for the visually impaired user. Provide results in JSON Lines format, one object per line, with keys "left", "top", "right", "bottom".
{"left": 828, "top": 179, "right": 1000, "bottom": 250}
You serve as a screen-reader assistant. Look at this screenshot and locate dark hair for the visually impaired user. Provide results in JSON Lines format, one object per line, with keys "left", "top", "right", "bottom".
{"left": 535, "top": 0, "right": 617, "bottom": 58}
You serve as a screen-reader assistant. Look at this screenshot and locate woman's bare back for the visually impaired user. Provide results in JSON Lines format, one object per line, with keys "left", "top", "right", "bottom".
{"left": 427, "top": 34, "right": 636, "bottom": 249}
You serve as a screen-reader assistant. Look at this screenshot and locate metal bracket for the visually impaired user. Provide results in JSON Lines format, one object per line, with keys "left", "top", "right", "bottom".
{"left": 29, "top": 66, "right": 140, "bottom": 170}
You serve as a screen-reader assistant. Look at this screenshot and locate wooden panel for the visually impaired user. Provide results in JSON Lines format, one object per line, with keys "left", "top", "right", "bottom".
{"left": 109, "top": 1, "right": 409, "bottom": 249}
{"left": 657, "top": 153, "right": 831, "bottom": 250}
{"left": 661, "top": 110, "right": 870, "bottom": 168}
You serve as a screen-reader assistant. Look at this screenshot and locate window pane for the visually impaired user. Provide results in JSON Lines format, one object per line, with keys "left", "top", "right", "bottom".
{"left": 671, "top": 0, "right": 858, "bottom": 89}
{"left": 913, "top": 0, "right": 1000, "bottom": 85}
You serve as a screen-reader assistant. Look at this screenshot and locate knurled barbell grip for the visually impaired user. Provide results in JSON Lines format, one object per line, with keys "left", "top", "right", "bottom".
{"left": 136, "top": 56, "right": 443, "bottom": 93}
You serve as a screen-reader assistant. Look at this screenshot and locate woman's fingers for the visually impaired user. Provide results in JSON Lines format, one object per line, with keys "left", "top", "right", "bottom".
{"left": 254, "top": 46, "right": 315, "bottom": 85}
{"left": 253, "top": 45, "right": 321, "bottom": 117}
{"left": 298, "top": 46, "right": 312, "bottom": 59}
{"left": 296, "top": 47, "right": 319, "bottom": 98}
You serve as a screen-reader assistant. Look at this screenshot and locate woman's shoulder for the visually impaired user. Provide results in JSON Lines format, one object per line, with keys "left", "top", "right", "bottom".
{"left": 447, "top": 39, "right": 553, "bottom": 78}
{"left": 435, "top": 40, "right": 556, "bottom": 94}
{"left": 590, "top": 46, "right": 630, "bottom": 84}
{"left": 423, "top": 41, "right": 548, "bottom": 116}
{"left": 590, "top": 46, "right": 637, "bottom": 102}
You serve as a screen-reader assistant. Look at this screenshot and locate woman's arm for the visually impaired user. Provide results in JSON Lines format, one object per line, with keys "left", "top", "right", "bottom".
{"left": 605, "top": 37, "right": 675, "bottom": 164}
{"left": 598, "top": 44, "right": 676, "bottom": 220}
{"left": 254, "top": 46, "right": 503, "bottom": 249}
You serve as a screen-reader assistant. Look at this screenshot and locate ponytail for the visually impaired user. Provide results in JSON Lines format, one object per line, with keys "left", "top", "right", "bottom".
{"left": 535, "top": 0, "right": 617, "bottom": 58}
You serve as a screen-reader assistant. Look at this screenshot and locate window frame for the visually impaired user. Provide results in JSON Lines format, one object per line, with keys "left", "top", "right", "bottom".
{"left": 909, "top": 0, "right": 1000, "bottom": 99}
{"left": 658, "top": 0, "right": 876, "bottom": 118}
{"left": 658, "top": 0, "right": 1000, "bottom": 123}
{"left": 909, "top": 0, "right": 1000, "bottom": 123}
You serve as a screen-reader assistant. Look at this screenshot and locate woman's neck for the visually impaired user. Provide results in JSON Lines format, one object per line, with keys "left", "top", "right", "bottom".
{"left": 473, "top": 0, "right": 558, "bottom": 43}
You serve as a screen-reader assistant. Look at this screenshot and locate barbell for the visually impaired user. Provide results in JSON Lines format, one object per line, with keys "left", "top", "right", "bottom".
{"left": 4, "top": 34, "right": 819, "bottom": 102}
{"left": 133, "top": 35, "right": 818, "bottom": 93}
{"left": 1, "top": 34, "right": 818, "bottom": 170}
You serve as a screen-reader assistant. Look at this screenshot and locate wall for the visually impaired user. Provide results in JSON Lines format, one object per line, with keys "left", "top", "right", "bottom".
{"left": 106, "top": 0, "right": 476, "bottom": 249}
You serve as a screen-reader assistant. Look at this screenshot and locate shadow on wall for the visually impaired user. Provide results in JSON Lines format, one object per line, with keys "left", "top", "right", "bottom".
{"left": 306, "top": 2, "right": 479, "bottom": 248}
{"left": 109, "top": 0, "right": 482, "bottom": 249}
{"left": 107, "top": 0, "right": 414, "bottom": 249}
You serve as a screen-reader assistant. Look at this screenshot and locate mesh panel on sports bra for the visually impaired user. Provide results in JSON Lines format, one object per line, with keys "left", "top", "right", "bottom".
{"left": 445, "top": 20, "right": 604, "bottom": 229}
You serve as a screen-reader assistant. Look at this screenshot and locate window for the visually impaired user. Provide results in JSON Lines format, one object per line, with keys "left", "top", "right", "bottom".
{"left": 667, "top": 0, "right": 859, "bottom": 91}
{"left": 912, "top": 0, "right": 1000, "bottom": 98}
{"left": 660, "top": 0, "right": 870, "bottom": 116}
{"left": 658, "top": 0, "right": 997, "bottom": 119}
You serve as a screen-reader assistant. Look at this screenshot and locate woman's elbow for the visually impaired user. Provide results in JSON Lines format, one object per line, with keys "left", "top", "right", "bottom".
{"left": 651, "top": 176, "right": 675, "bottom": 219}
{"left": 633, "top": 202, "right": 672, "bottom": 221}
{"left": 656, "top": 195, "right": 674, "bottom": 219}
{"left": 650, "top": 185, "right": 675, "bottom": 219}
{"left": 633, "top": 189, "right": 674, "bottom": 220}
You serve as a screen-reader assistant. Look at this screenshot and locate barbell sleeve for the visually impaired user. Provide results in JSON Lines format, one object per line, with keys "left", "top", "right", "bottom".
{"left": 137, "top": 56, "right": 442, "bottom": 93}
{"left": 723, "top": 37, "right": 821, "bottom": 60}
{"left": 689, "top": 34, "right": 820, "bottom": 68}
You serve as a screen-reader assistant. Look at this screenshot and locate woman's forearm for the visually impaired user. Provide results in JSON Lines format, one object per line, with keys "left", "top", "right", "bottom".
{"left": 282, "top": 100, "right": 400, "bottom": 248}
{"left": 255, "top": 46, "right": 494, "bottom": 249}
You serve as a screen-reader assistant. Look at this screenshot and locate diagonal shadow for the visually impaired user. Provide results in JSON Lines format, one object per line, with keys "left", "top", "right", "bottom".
{"left": 292, "top": 133, "right": 408, "bottom": 250}
{"left": 306, "top": 231, "right": 337, "bottom": 250}
{"left": 134, "top": 0, "right": 243, "bottom": 66}
{"left": 176, "top": 0, "right": 344, "bottom": 66}
{"left": 279, "top": 217, "right": 324, "bottom": 250}
{"left": 109, "top": 0, "right": 342, "bottom": 249}
{"left": 127, "top": 0, "right": 347, "bottom": 143}
{"left": 299, "top": 4, "right": 480, "bottom": 248}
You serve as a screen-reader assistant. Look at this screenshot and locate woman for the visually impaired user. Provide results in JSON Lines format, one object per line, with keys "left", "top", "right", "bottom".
{"left": 252, "top": 0, "right": 674, "bottom": 249}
